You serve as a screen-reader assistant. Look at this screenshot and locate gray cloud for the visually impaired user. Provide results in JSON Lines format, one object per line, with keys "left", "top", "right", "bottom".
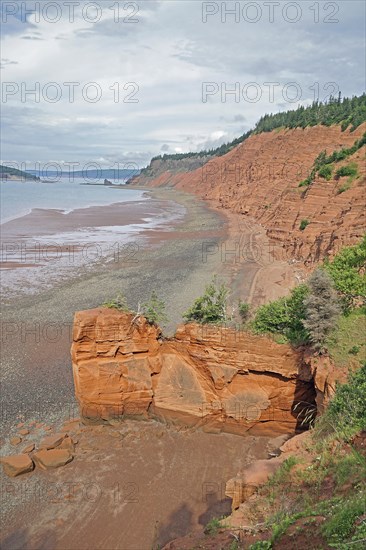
{"left": 0, "top": 0, "right": 365, "bottom": 167}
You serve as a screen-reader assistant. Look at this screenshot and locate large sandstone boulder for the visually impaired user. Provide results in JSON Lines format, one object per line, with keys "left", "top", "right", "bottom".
{"left": 71, "top": 309, "right": 317, "bottom": 435}
{"left": 1, "top": 454, "right": 34, "bottom": 477}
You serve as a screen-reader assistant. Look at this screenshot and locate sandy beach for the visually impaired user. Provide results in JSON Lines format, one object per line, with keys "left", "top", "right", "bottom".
{"left": 0, "top": 189, "right": 300, "bottom": 548}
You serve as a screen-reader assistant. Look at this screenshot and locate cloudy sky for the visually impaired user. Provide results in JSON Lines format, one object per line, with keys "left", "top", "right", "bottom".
{"left": 1, "top": 0, "right": 365, "bottom": 171}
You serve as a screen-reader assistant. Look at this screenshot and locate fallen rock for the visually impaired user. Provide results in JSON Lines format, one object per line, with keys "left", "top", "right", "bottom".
{"left": 18, "top": 428, "right": 29, "bottom": 436}
{"left": 59, "top": 436, "right": 75, "bottom": 454}
{"left": 22, "top": 443, "right": 35, "bottom": 453}
{"left": 226, "top": 458, "right": 283, "bottom": 510}
{"left": 39, "top": 433, "right": 66, "bottom": 450}
{"left": 280, "top": 431, "right": 312, "bottom": 455}
{"left": 10, "top": 436, "right": 22, "bottom": 446}
{"left": 33, "top": 449, "right": 73, "bottom": 470}
{"left": 1, "top": 454, "right": 34, "bottom": 477}
{"left": 16, "top": 422, "right": 25, "bottom": 428}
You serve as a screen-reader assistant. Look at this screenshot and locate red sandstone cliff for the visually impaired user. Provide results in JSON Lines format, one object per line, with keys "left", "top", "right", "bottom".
{"left": 70, "top": 309, "right": 347, "bottom": 437}
{"left": 132, "top": 124, "right": 366, "bottom": 265}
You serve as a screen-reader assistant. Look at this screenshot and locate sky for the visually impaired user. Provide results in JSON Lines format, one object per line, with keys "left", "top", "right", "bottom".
{"left": 1, "top": 0, "right": 365, "bottom": 171}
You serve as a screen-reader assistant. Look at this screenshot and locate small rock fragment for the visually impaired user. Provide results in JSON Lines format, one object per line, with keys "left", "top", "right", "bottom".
{"left": 39, "top": 433, "right": 66, "bottom": 450}
{"left": 59, "top": 436, "right": 75, "bottom": 454}
{"left": 33, "top": 449, "right": 73, "bottom": 470}
{"left": 1, "top": 454, "right": 34, "bottom": 477}
{"left": 18, "top": 429, "right": 29, "bottom": 436}
{"left": 22, "top": 443, "right": 35, "bottom": 453}
{"left": 10, "top": 436, "right": 22, "bottom": 446}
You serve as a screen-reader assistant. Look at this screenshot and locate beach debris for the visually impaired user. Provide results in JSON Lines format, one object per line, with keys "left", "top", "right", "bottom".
{"left": 1, "top": 454, "right": 34, "bottom": 477}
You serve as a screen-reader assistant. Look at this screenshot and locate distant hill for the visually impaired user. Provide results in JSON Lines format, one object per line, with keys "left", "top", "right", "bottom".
{"left": 27, "top": 168, "right": 140, "bottom": 181}
{"left": 0, "top": 165, "right": 40, "bottom": 181}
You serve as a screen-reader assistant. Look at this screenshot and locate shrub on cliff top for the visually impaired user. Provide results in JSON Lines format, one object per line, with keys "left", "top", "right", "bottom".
{"left": 102, "top": 293, "right": 130, "bottom": 312}
{"left": 238, "top": 300, "right": 250, "bottom": 323}
{"left": 183, "top": 278, "right": 229, "bottom": 325}
{"left": 302, "top": 269, "right": 341, "bottom": 353}
{"left": 142, "top": 291, "right": 168, "bottom": 326}
{"left": 252, "top": 284, "right": 309, "bottom": 345}
{"left": 323, "top": 235, "right": 366, "bottom": 305}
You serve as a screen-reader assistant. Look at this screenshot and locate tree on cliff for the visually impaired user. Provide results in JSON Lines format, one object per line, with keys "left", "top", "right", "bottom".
{"left": 323, "top": 235, "right": 366, "bottom": 308}
{"left": 302, "top": 269, "right": 341, "bottom": 353}
{"left": 183, "top": 278, "right": 229, "bottom": 325}
{"left": 142, "top": 291, "right": 168, "bottom": 326}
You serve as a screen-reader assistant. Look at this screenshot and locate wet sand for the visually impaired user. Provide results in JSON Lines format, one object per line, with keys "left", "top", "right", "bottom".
{"left": 1, "top": 420, "right": 273, "bottom": 550}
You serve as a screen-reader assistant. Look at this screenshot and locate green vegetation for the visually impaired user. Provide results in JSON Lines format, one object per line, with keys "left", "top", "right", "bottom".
{"left": 238, "top": 300, "right": 250, "bottom": 322}
{"left": 251, "top": 238, "right": 365, "bottom": 353}
{"left": 102, "top": 293, "right": 129, "bottom": 311}
{"left": 148, "top": 94, "right": 366, "bottom": 166}
{"left": 323, "top": 236, "right": 366, "bottom": 303}
{"left": 142, "top": 291, "right": 168, "bottom": 326}
{"left": 299, "top": 219, "right": 309, "bottom": 231}
{"left": 0, "top": 164, "right": 40, "bottom": 181}
{"left": 240, "top": 366, "right": 366, "bottom": 550}
{"left": 298, "top": 132, "right": 365, "bottom": 187}
{"left": 317, "top": 164, "right": 333, "bottom": 180}
{"left": 336, "top": 182, "right": 351, "bottom": 194}
{"left": 102, "top": 291, "right": 168, "bottom": 326}
{"left": 335, "top": 162, "right": 359, "bottom": 179}
{"left": 326, "top": 308, "right": 366, "bottom": 366}
{"left": 302, "top": 269, "right": 341, "bottom": 353}
{"left": 248, "top": 542, "right": 272, "bottom": 550}
{"left": 349, "top": 345, "right": 361, "bottom": 355}
{"left": 255, "top": 94, "right": 366, "bottom": 133}
{"left": 251, "top": 284, "right": 309, "bottom": 345}
{"left": 183, "top": 278, "right": 229, "bottom": 325}
{"left": 204, "top": 516, "right": 227, "bottom": 536}
{"left": 318, "top": 364, "right": 366, "bottom": 438}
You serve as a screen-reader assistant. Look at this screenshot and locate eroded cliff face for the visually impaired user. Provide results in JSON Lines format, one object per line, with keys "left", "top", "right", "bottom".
{"left": 130, "top": 124, "right": 366, "bottom": 265}
{"left": 71, "top": 308, "right": 324, "bottom": 437}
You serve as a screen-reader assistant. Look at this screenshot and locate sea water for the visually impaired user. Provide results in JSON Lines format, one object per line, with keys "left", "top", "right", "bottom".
{"left": 0, "top": 177, "right": 141, "bottom": 223}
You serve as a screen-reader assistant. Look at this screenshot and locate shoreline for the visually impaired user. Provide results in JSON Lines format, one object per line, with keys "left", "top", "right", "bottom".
{"left": 0, "top": 188, "right": 303, "bottom": 549}
{"left": 1, "top": 189, "right": 302, "bottom": 429}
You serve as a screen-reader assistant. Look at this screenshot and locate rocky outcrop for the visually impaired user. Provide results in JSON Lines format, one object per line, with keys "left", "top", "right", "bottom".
{"left": 225, "top": 431, "right": 312, "bottom": 513}
{"left": 131, "top": 124, "right": 366, "bottom": 265}
{"left": 71, "top": 308, "right": 319, "bottom": 436}
{"left": 301, "top": 351, "right": 349, "bottom": 414}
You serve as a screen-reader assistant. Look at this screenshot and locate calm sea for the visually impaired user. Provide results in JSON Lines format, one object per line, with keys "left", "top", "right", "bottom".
{"left": 0, "top": 177, "right": 142, "bottom": 223}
